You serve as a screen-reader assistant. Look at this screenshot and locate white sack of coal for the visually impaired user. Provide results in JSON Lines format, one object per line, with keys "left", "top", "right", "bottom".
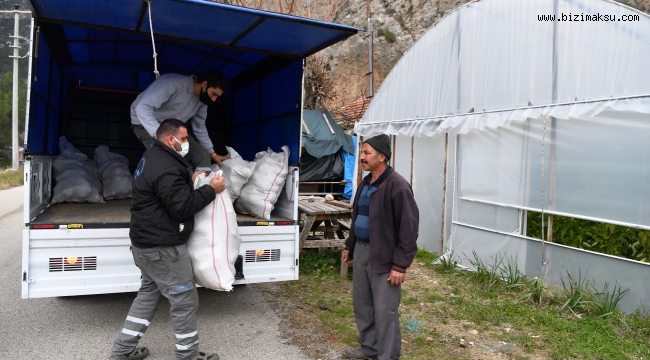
{"left": 212, "top": 146, "right": 256, "bottom": 203}
{"left": 187, "top": 171, "right": 241, "bottom": 291}
{"left": 234, "top": 146, "right": 289, "bottom": 220}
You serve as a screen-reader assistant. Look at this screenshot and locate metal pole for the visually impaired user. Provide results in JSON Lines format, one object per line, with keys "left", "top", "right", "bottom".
{"left": 23, "top": 19, "right": 34, "bottom": 151}
{"left": 366, "top": 0, "right": 373, "bottom": 98}
{"left": 11, "top": 7, "right": 20, "bottom": 169}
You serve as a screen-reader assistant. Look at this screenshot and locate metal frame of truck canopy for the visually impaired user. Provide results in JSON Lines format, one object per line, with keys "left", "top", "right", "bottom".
{"left": 21, "top": 0, "right": 358, "bottom": 298}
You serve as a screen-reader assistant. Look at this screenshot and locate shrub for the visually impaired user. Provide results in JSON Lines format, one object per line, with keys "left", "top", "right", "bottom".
{"left": 527, "top": 212, "right": 650, "bottom": 263}
{"left": 383, "top": 28, "right": 396, "bottom": 43}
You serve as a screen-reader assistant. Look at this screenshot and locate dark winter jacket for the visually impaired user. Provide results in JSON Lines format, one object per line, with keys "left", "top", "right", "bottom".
{"left": 130, "top": 140, "right": 215, "bottom": 248}
{"left": 344, "top": 168, "right": 419, "bottom": 274}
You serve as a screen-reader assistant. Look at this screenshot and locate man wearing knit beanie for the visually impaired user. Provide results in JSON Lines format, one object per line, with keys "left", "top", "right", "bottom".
{"left": 342, "top": 134, "right": 419, "bottom": 360}
{"left": 363, "top": 134, "right": 392, "bottom": 162}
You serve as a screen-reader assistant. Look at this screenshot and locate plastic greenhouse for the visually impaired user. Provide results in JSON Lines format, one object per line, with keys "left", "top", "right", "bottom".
{"left": 354, "top": 0, "right": 650, "bottom": 312}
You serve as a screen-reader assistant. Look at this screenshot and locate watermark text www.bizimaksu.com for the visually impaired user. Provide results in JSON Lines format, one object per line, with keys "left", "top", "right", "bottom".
{"left": 538, "top": 12, "right": 640, "bottom": 22}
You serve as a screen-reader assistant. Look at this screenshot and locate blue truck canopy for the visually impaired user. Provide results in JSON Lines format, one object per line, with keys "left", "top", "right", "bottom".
{"left": 26, "top": 0, "right": 359, "bottom": 165}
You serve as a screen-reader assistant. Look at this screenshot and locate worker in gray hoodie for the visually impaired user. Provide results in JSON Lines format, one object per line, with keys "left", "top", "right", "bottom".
{"left": 130, "top": 70, "right": 230, "bottom": 171}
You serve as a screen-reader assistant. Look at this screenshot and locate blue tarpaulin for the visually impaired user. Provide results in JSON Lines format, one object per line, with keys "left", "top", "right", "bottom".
{"left": 26, "top": 0, "right": 358, "bottom": 160}
{"left": 29, "top": 0, "right": 359, "bottom": 61}
{"left": 343, "top": 136, "right": 357, "bottom": 200}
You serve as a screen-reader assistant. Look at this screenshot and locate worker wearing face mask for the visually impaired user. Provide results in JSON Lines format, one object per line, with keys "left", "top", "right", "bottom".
{"left": 111, "top": 119, "right": 225, "bottom": 360}
{"left": 130, "top": 70, "right": 230, "bottom": 171}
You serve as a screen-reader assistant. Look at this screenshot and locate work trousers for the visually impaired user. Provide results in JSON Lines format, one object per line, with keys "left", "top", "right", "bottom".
{"left": 111, "top": 244, "right": 201, "bottom": 359}
{"left": 353, "top": 242, "right": 402, "bottom": 360}
{"left": 132, "top": 124, "right": 211, "bottom": 171}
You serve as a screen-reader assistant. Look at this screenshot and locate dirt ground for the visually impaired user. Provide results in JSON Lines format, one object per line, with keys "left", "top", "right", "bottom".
{"left": 253, "top": 262, "right": 548, "bottom": 360}
{"left": 254, "top": 281, "right": 348, "bottom": 360}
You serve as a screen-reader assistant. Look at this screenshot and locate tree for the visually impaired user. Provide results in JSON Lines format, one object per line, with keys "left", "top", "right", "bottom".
{"left": 303, "top": 53, "right": 336, "bottom": 110}
{"left": 0, "top": 71, "right": 27, "bottom": 151}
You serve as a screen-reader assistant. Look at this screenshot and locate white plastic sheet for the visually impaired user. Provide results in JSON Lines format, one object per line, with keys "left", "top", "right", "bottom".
{"left": 452, "top": 114, "right": 650, "bottom": 311}
{"left": 412, "top": 134, "right": 447, "bottom": 253}
{"left": 392, "top": 135, "right": 412, "bottom": 182}
{"left": 459, "top": 110, "right": 650, "bottom": 229}
{"left": 355, "top": 0, "right": 650, "bottom": 137}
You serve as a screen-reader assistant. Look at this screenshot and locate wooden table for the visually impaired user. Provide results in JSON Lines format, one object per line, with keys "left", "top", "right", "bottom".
{"left": 298, "top": 198, "right": 353, "bottom": 276}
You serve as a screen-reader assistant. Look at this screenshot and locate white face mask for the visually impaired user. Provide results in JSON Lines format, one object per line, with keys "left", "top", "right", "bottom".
{"left": 173, "top": 136, "right": 189, "bottom": 157}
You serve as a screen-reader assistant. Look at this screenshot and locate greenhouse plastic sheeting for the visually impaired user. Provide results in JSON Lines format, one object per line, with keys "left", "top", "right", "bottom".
{"left": 392, "top": 135, "right": 412, "bottom": 181}
{"left": 459, "top": 109, "right": 650, "bottom": 230}
{"left": 355, "top": 0, "right": 650, "bottom": 137}
{"left": 442, "top": 135, "right": 456, "bottom": 252}
{"left": 411, "top": 134, "right": 447, "bottom": 253}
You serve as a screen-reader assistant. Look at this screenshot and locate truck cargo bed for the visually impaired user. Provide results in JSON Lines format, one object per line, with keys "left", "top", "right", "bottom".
{"left": 30, "top": 200, "right": 293, "bottom": 229}
{"left": 31, "top": 200, "right": 132, "bottom": 229}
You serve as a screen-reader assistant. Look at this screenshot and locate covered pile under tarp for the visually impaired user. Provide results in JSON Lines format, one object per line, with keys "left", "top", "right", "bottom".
{"left": 302, "top": 110, "right": 354, "bottom": 158}
{"left": 301, "top": 110, "right": 355, "bottom": 185}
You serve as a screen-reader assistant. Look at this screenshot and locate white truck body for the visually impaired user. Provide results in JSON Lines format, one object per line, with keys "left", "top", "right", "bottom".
{"left": 23, "top": 155, "right": 300, "bottom": 298}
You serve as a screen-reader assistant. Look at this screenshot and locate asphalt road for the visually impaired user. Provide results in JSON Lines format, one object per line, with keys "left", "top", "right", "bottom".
{"left": 0, "top": 187, "right": 310, "bottom": 360}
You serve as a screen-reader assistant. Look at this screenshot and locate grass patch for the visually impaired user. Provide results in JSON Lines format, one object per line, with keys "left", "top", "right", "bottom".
{"left": 414, "top": 248, "right": 438, "bottom": 266}
{"left": 0, "top": 167, "right": 23, "bottom": 190}
{"left": 436, "top": 247, "right": 460, "bottom": 273}
{"left": 589, "top": 281, "right": 630, "bottom": 319}
{"left": 285, "top": 248, "right": 650, "bottom": 359}
{"left": 559, "top": 269, "right": 592, "bottom": 312}
{"left": 299, "top": 248, "right": 342, "bottom": 277}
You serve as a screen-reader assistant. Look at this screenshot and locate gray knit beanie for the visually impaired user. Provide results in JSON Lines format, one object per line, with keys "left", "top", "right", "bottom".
{"left": 364, "top": 134, "right": 391, "bottom": 161}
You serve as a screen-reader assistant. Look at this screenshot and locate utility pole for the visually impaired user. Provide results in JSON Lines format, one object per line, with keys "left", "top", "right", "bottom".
{"left": 366, "top": 0, "right": 373, "bottom": 98}
{"left": 2, "top": 5, "right": 32, "bottom": 170}
{"left": 357, "top": 0, "right": 373, "bottom": 189}
{"left": 11, "top": 5, "right": 20, "bottom": 170}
